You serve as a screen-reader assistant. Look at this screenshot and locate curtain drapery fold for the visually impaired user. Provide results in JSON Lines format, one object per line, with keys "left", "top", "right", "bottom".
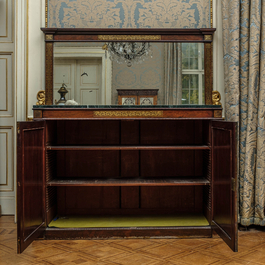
{"left": 164, "top": 43, "right": 182, "bottom": 105}
{"left": 222, "top": 0, "right": 265, "bottom": 226}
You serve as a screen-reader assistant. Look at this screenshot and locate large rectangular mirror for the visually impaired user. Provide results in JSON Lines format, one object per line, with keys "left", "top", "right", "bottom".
{"left": 53, "top": 42, "right": 205, "bottom": 106}
{"left": 41, "top": 28, "right": 215, "bottom": 106}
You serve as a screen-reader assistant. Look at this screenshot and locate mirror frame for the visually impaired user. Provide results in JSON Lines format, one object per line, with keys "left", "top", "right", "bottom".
{"left": 41, "top": 28, "right": 216, "bottom": 105}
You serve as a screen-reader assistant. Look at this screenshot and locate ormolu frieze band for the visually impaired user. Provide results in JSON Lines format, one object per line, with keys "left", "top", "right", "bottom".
{"left": 94, "top": 110, "right": 163, "bottom": 117}
{"left": 98, "top": 35, "right": 161, "bottom": 41}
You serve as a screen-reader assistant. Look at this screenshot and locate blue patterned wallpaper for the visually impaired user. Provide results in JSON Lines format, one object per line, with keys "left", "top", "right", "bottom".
{"left": 48, "top": 0, "right": 211, "bottom": 28}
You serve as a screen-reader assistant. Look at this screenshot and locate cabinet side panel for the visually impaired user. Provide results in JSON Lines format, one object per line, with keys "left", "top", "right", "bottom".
{"left": 203, "top": 149, "right": 211, "bottom": 223}
{"left": 46, "top": 121, "right": 57, "bottom": 145}
{"left": 211, "top": 121, "right": 238, "bottom": 251}
{"left": 17, "top": 121, "right": 46, "bottom": 253}
{"left": 22, "top": 129, "right": 45, "bottom": 239}
{"left": 212, "top": 129, "right": 232, "bottom": 236}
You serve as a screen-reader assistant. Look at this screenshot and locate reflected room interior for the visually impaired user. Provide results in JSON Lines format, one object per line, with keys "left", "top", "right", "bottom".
{"left": 53, "top": 42, "right": 205, "bottom": 106}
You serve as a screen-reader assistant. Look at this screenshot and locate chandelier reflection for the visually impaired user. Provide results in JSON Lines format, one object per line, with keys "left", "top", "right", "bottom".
{"left": 106, "top": 42, "right": 153, "bottom": 67}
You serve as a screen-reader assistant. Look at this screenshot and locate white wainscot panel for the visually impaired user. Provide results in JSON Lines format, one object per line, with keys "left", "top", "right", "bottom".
{"left": 0, "top": 127, "right": 13, "bottom": 191}
{"left": 0, "top": 54, "right": 13, "bottom": 116}
{"left": 0, "top": 0, "right": 13, "bottom": 42}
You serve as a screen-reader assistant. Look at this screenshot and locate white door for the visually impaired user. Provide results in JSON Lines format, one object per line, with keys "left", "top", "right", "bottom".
{"left": 76, "top": 59, "right": 102, "bottom": 105}
{"left": 0, "top": 0, "right": 15, "bottom": 215}
{"left": 54, "top": 58, "right": 102, "bottom": 105}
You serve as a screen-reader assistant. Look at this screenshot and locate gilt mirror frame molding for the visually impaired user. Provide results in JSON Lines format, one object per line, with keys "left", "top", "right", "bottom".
{"left": 41, "top": 28, "right": 216, "bottom": 105}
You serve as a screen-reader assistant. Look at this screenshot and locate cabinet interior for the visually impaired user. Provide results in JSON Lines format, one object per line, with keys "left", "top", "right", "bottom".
{"left": 45, "top": 120, "right": 212, "bottom": 229}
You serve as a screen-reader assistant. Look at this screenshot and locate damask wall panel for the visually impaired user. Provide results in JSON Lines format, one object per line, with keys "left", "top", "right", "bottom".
{"left": 0, "top": 0, "right": 13, "bottom": 42}
{"left": 47, "top": 0, "right": 211, "bottom": 28}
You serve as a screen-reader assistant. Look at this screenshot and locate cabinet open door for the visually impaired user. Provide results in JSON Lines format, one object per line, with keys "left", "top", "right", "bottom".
{"left": 17, "top": 121, "right": 46, "bottom": 253}
{"left": 211, "top": 121, "right": 238, "bottom": 252}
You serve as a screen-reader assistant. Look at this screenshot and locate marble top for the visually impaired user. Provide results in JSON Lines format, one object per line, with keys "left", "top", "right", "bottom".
{"left": 33, "top": 105, "right": 221, "bottom": 109}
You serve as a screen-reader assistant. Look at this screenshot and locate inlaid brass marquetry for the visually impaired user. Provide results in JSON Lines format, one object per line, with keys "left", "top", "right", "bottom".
{"left": 46, "top": 34, "right": 53, "bottom": 40}
{"left": 204, "top": 35, "right": 212, "bottom": 41}
{"left": 34, "top": 110, "right": 43, "bottom": 119}
{"left": 45, "top": 0, "right": 48, "bottom": 27}
{"left": 210, "top": 0, "right": 213, "bottom": 27}
{"left": 98, "top": 35, "right": 161, "bottom": 41}
{"left": 204, "top": 42, "right": 213, "bottom": 105}
{"left": 214, "top": 110, "right": 222, "bottom": 118}
{"left": 94, "top": 110, "right": 163, "bottom": 118}
{"left": 45, "top": 42, "right": 53, "bottom": 105}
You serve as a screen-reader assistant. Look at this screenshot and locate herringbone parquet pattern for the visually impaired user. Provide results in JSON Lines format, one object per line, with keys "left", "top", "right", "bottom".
{"left": 1, "top": 216, "right": 265, "bottom": 265}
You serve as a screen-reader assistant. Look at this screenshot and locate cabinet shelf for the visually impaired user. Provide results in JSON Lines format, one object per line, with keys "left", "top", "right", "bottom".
{"left": 46, "top": 145, "right": 210, "bottom": 151}
{"left": 48, "top": 213, "right": 210, "bottom": 228}
{"left": 47, "top": 177, "right": 210, "bottom": 187}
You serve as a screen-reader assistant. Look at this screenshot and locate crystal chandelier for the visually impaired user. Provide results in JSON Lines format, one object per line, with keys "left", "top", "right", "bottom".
{"left": 106, "top": 42, "right": 152, "bottom": 67}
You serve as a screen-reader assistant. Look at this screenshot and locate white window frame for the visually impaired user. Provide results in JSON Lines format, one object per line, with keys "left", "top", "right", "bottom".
{"left": 181, "top": 43, "right": 204, "bottom": 105}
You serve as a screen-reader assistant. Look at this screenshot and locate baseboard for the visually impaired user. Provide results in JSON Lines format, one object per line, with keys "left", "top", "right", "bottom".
{"left": 0, "top": 196, "right": 15, "bottom": 215}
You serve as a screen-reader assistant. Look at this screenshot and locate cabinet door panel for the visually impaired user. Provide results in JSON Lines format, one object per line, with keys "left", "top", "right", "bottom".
{"left": 17, "top": 121, "right": 46, "bottom": 253}
{"left": 211, "top": 121, "right": 237, "bottom": 252}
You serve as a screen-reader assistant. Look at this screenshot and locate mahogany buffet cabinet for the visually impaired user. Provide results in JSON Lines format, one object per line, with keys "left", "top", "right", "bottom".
{"left": 17, "top": 106, "right": 238, "bottom": 253}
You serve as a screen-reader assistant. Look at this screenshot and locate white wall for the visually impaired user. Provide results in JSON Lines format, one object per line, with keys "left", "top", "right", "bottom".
{"left": 27, "top": 0, "right": 46, "bottom": 119}
{"left": 213, "top": 0, "right": 225, "bottom": 115}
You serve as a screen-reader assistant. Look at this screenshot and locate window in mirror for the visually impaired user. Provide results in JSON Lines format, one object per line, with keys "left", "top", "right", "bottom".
{"left": 181, "top": 43, "right": 204, "bottom": 105}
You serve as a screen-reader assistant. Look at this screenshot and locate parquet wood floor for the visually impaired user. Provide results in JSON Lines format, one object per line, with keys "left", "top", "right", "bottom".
{"left": 1, "top": 216, "right": 265, "bottom": 265}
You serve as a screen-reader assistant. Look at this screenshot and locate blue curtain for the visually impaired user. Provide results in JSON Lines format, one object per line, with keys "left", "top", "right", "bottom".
{"left": 222, "top": 0, "right": 265, "bottom": 226}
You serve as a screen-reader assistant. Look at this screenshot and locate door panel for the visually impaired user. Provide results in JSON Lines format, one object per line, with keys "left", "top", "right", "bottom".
{"left": 54, "top": 59, "right": 102, "bottom": 105}
{"left": 17, "top": 121, "right": 46, "bottom": 253}
{"left": 76, "top": 59, "right": 102, "bottom": 104}
{"left": 211, "top": 121, "right": 238, "bottom": 252}
{"left": 54, "top": 59, "right": 75, "bottom": 103}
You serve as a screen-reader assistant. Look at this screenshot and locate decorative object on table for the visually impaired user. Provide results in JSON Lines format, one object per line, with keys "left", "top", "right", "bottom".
{"left": 65, "top": 99, "right": 79, "bottom": 105}
{"left": 104, "top": 42, "right": 152, "bottom": 67}
{"left": 36, "top": 90, "right": 45, "bottom": 105}
{"left": 117, "top": 89, "right": 158, "bottom": 105}
{"left": 56, "top": 83, "right": 68, "bottom": 105}
{"left": 212, "top": 91, "right": 222, "bottom": 107}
